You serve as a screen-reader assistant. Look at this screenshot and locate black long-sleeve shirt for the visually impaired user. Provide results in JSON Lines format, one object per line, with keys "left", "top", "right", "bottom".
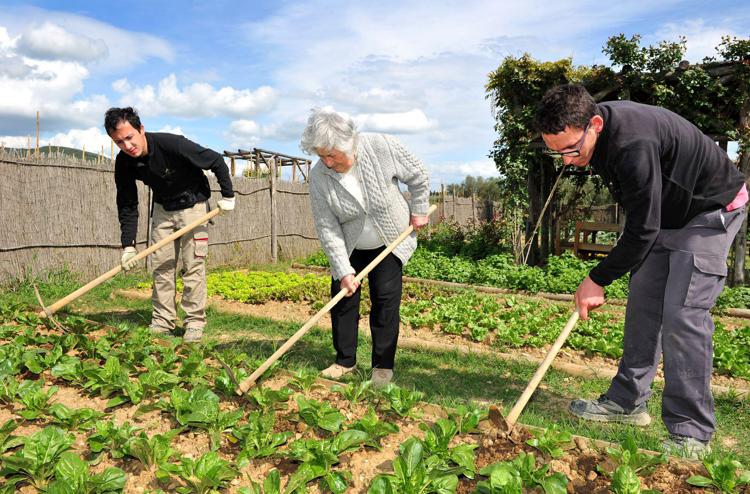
{"left": 588, "top": 101, "right": 745, "bottom": 286}
{"left": 115, "top": 132, "right": 234, "bottom": 247}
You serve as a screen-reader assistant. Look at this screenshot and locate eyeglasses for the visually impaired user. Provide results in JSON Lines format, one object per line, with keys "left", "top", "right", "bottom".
{"left": 544, "top": 122, "right": 590, "bottom": 158}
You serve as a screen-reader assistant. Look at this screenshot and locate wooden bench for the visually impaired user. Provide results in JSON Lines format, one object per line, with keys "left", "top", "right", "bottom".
{"left": 573, "top": 221, "right": 623, "bottom": 259}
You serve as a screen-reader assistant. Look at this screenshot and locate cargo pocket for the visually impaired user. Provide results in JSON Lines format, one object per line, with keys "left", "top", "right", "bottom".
{"left": 193, "top": 232, "right": 209, "bottom": 259}
{"left": 684, "top": 253, "right": 727, "bottom": 309}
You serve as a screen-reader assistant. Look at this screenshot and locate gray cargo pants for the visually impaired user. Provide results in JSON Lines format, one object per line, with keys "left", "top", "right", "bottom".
{"left": 606, "top": 206, "right": 745, "bottom": 441}
{"left": 150, "top": 201, "right": 209, "bottom": 332}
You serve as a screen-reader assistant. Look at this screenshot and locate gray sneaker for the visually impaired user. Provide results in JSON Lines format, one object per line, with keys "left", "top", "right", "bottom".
{"left": 661, "top": 434, "right": 710, "bottom": 459}
{"left": 183, "top": 327, "right": 204, "bottom": 343}
{"left": 569, "top": 395, "right": 652, "bottom": 426}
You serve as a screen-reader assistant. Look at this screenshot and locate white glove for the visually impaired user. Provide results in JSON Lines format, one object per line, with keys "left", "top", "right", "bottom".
{"left": 217, "top": 196, "right": 235, "bottom": 214}
{"left": 121, "top": 247, "right": 138, "bottom": 271}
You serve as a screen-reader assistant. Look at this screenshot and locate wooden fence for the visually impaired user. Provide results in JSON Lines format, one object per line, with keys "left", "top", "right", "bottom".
{"left": 0, "top": 154, "right": 318, "bottom": 281}
{"left": 0, "top": 149, "right": 494, "bottom": 281}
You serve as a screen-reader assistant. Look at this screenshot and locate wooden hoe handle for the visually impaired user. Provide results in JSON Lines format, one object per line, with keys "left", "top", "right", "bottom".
{"left": 236, "top": 204, "right": 437, "bottom": 394}
{"left": 503, "top": 310, "right": 580, "bottom": 428}
{"left": 40, "top": 208, "right": 221, "bottom": 317}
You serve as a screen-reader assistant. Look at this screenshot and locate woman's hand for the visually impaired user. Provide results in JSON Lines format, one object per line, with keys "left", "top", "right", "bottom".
{"left": 410, "top": 214, "right": 429, "bottom": 230}
{"left": 340, "top": 274, "right": 360, "bottom": 297}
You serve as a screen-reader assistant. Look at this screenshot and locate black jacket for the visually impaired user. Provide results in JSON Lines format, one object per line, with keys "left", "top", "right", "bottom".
{"left": 588, "top": 101, "right": 745, "bottom": 286}
{"left": 115, "top": 132, "right": 234, "bottom": 247}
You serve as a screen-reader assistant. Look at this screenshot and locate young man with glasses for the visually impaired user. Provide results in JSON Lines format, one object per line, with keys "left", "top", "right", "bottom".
{"left": 534, "top": 84, "right": 747, "bottom": 458}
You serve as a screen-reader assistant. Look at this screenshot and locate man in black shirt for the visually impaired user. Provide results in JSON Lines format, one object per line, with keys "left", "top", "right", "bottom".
{"left": 534, "top": 84, "right": 746, "bottom": 457}
{"left": 105, "top": 107, "right": 235, "bottom": 342}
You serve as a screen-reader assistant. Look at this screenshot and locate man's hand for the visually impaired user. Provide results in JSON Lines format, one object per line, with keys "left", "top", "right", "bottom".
{"left": 217, "top": 196, "right": 235, "bottom": 214}
{"left": 340, "top": 274, "right": 360, "bottom": 297}
{"left": 121, "top": 247, "right": 138, "bottom": 271}
{"left": 575, "top": 275, "right": 605, "bottom": 319}
{"left": 410, "top": 214, "right": 429, "bottom": 230}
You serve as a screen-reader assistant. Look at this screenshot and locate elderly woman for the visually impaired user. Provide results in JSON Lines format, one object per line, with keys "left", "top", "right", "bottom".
{"left": 300, "top": 107, "right": 430, "bottom": 385}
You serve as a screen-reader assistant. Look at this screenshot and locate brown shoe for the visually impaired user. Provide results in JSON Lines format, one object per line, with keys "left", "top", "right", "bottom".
{"left": 321, "top": 363, "right": 356, "bottom": 379}
{"left": 371, "top": 368, "right": 394, "bottom": 386}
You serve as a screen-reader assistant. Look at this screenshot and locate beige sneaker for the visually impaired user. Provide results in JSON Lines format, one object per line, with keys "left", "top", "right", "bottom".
{"left": 183, "top": 327, "right": 204, "bottom": 343}
{"left": 321, "top": 363, "right": 356, "bottom": 379}
{"left": 371, "top": 368, "right": 394, "bottom": 386}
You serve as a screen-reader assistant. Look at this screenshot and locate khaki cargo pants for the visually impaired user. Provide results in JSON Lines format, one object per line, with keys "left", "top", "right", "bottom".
{"left": 150, "top": 201, "right": 209, "bottom": 331}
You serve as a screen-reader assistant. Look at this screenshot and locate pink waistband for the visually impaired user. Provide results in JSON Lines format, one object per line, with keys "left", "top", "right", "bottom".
{"left": 726, "top": 183, "right": 748, "bottom": 212}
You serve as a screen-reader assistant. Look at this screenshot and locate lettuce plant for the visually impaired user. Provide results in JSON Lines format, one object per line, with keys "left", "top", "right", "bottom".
{"left": 296, "top": 396, "right": 345, "bottom": 433}
{"left": 233, "top": 411, "right": 292, "bottom": 467}
{"left": 246, "top": 385, "right": 292, "bottom": 412}
{"left": 240, "top": 469, "right": 280, "bottom": 494}
{"left": 0, "top": 419, "right": 23, "bottom": 453}
{"left": 87, "top": 420, "right": 141, "bottom": 459}
{"left": 163, "top": 451, "right": 238, "bottom": 494}
{"left": 332, "top": 380, "right": 372, "bottom": 404}
{"left": 348, "top": 407, "right": 399, "bottom": 449}
{"left": 45, "top": 451, "right": 126, "bottom": 494}
{"left": 525, "top": 425, "right": 572, "bottom": 459}
{"left": 0, "top": 426, "right": 74, "bottom": 491}
{"left": 17, "top": 379, "right": 58, "bottom": 420}
{"left": 367, "top": 437, "right": 458, "bottom": 494}
{"left": 377, "top": 383, "right": 424, "bottom": 418}
{"left": 687, "top": 450, "right": 750, "bottom": 493}
{"left": 610, "top": 465, "right": 659, "bottom": 494}
{"left": 47, "top": 403, "right": 104, "bottom": 431}
{"left": 285, "top": 429, "right": 369, "bottom": 494}
{"left": 164, "top": 386, "right": 243, "bottom": 450}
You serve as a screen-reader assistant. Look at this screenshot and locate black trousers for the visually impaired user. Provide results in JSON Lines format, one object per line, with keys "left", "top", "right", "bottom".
{"left": 330, "top": 247, "right": 403, "bottom": 369}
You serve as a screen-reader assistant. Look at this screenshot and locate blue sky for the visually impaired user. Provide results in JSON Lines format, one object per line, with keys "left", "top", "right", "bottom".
{"left": 0, "top": 1, "right": 747, "bottom": 185}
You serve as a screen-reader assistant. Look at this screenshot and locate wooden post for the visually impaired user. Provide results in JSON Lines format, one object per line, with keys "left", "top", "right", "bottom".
{"left": 36, "top": 111, "right": 40, "bottom": 157}
{"left": 82, "top": 145, "right": 86, "bottom": 162}
{"left": 254, "top": 150, "right": 261, "bottom": 177}
{"left": 472, "top": 193, "right": 476, "bottom": 222}
{"left": 452, "top": 186, "right": 457, "bottom": 220}
{"left": 441, "top": 183, "right": 446, "bottom": 222}
{"left": 731, "top": 101, "right": 750, "bottom": 285}
{"left": 269, "top": 157, "right": 278, "bottom": 263}
{"left": 292, "top": 160, "right": 297, "bottom": 182}
{"left": 230, "top": 157, "right": 236, "bottom": 176}
{"left": 111, "top": 141, "right": 114, "bottom": 162}
{"left": 306, "top": 161, "right": 310, "bottom": 182}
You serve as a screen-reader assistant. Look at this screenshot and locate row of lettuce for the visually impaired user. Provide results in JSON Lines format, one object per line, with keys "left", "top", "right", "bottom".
{"left": 1, "top": 311, "right": 747, "bottom": 493}
{"left": 198, "top": 270, "right": 750, "bottom": 380}
{"left": 302, "top": 247, "right": 750, "bottom": 310}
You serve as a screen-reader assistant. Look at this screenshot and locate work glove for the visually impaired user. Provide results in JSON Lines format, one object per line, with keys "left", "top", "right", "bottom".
{"left": 217, "top": 196, "right": 235, "bottom": 214}
{"left": 121, "top": 247, "right": 138, "bottom": 271}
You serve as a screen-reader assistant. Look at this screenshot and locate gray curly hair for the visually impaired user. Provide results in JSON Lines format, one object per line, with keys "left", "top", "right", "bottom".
{"left": 299, "top": 107, "right": 358, "bottom": 158}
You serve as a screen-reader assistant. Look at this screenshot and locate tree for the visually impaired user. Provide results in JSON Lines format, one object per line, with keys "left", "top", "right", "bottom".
{"left": 486, "top": 35, "right": 750, "bottom": 280}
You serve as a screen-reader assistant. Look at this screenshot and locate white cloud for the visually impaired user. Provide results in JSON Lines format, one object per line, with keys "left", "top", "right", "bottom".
{"left": 0, "top": 6, "right": 173, "bottom": 71}
{"left": 652, "top": 19, "right": 739, "bottom": 62}
{"left": 114, "top": 74, "right": 277, "bottom": 118}
{"left": 46, "top": 127, "right": 112, "bottom": 154}
{"left": 0, "top": 8, "right": 174, "bottom": 135}
{"left": 355, "top": 109, "right": 437, "bottom": 134}
{"left": 155, "top": 125, "right": 185, "bottom": 136}
{"left": 0, "top": 56, "right": 110, "bottom": 133}
{"left": 226, "top": 119, "right": 280, "bottom": 149}
{"left": 16, "top": 22, "right": 108, "bottom": 62}
{"left": 428, "top": 159, "right": 499, "bottom": 186}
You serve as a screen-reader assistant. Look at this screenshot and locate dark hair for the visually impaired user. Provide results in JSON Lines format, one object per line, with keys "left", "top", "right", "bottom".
{"left": 534, "top": 84, "right": 598, "bottom": 134}
{"left": 104, "top": 107, "right": 142, "bottom": 135}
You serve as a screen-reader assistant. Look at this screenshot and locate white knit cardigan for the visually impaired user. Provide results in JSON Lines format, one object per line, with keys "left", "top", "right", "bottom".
{"left": 308, "top": 133, "right": 430, "bottom": 280}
